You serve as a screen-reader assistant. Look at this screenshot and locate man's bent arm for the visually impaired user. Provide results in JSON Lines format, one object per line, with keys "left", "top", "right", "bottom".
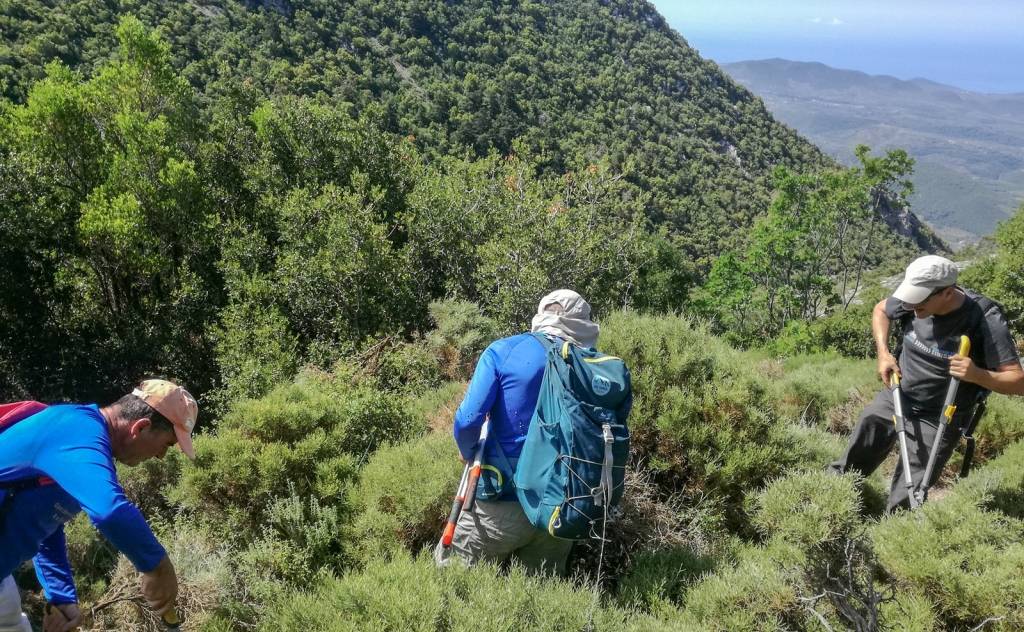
{"left": 872, "top": 299, "right": 893, "bottom": 357}
{"left": 453, "top": 345, "right": 500, "bottom": 459}
{"left": 954, "top": 360, "right": 1024, "bottom": 396}
{"left": 34, "top": 428, "right": 166, "bottom": 572}
{"left": 872, "top": 299, "right": 899, "bottom": 386}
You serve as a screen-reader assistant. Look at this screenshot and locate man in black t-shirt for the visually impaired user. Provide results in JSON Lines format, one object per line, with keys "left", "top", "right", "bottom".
{"left": 829, "top": 255, "right": 1024, "bottom": 511}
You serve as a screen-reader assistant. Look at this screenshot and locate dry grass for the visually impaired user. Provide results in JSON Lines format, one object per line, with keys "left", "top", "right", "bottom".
{"left": 571, "top": 465, "right": 726, "bottom": 589}
{"left": 427, "top": 382, "right": 467, "bottom": 433}
{"left": 85, "top": 533, "right": 232, "bottom": 631}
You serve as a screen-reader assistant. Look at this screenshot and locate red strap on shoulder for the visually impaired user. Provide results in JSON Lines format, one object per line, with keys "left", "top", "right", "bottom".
{"left": 0, "top": 401, "right": 48, "bottom": 432}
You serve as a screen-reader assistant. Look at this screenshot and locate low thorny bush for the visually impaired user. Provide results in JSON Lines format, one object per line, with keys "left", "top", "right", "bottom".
{"left": 29, "top": 309, "right": 1024, "bottom": 631}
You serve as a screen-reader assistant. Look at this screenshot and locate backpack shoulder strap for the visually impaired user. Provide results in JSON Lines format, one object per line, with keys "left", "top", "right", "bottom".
{"left": 0, "top": 401, "right": 47, "bottom": 433}
{"left": 891, "top": 311, "right": 915, "bottom": 364}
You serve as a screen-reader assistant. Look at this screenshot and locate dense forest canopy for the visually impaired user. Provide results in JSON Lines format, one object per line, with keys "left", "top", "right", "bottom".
{"left": 0, "top": 0, "right": 936, "bottom": 404}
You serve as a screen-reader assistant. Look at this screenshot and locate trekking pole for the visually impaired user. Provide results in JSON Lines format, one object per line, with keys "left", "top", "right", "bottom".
{"left": 915, "top": 335, "right": 970, "bottom": 506}
{"left": 461, "top": 419, "right": 490, "bottom": 514}
{"left": 890, "top": 372, "right": 920, "bottom": 510}
{"left": 439, "top": 419, "right": 489, "bottom": 547}
{"left": 958, "top": 395, "right": 988, "bottom": 479}
{"left": 440, "top": 463, "right": 471, "bottom": 547}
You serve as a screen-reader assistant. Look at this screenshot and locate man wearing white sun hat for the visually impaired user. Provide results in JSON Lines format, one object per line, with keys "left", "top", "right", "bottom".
{"left": 829, "top": 255, "right": 1024, "bottom": 511}
{"left": 0, "top": 379, "right": 196, "bottom": 631}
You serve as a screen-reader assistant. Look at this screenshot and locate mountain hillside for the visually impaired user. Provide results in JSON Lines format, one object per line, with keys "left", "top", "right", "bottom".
{"left": 723, "top": 58, "right": 1024, "bottom": 247}
{"left": 0, "top": 0, "right": 941, "bottom": 264}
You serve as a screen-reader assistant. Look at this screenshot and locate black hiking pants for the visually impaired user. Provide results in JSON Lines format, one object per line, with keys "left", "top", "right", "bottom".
{"left": 828, "top": 388, "right": 967, "bottom": 512}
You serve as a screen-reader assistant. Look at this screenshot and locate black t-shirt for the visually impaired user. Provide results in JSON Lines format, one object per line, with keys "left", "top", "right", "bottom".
{"left": 886, "top": 292, "right": 1020, "bottom": 415}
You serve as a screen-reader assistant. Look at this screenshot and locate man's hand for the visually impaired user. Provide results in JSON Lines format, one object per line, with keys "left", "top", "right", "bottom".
{"left": 43, "top": 602, "right": 82, "bottom": 632}
{"left": 877, "top": 350, "right": 900, "bottom": 387}
{"left": 950, "top": 354, "right": 981, "bottom": 383}
{"left": 140, "top": 555, "right": 178, "bottom": 615}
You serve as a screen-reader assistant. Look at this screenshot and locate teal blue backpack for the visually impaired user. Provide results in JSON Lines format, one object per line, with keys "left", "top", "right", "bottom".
{"left": 514, "top": 333, "right": 631, "bottom": 540}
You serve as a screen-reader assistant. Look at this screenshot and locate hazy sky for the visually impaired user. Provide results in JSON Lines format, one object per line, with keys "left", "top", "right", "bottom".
{"left": 649, "top": 1, "right": 1024, "bottom": 93}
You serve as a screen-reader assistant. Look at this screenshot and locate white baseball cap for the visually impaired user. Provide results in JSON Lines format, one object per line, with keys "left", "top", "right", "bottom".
{"left": 892, "top": 255, "right": 959, "bottom": 305}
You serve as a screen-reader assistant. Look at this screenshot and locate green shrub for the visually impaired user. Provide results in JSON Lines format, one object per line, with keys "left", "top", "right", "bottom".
{"left": 218, "top": 371, "right": 420, "bottom": 455}
{"left": 967, "top": 393, "right": 1024, "bottom": 466}
{"left": 956, "top": 439, "right": 1024, "bottom": 519}
{"left": 879, "top": 589, "right": 940, "bottom": 632}
{"left": 775, "top": 423, "right": 847, "bottom": 472}
{"left": 598, "top": 312, "right": 803, "bottom": 529}
{"left": 753, "top": 472, "right": 861, "bottom": 549}
{"left": 769, "top": 304, "right": 877, "bottom": 359}
{"left": 425, "top": 300, "right": 502, "bottom": 380}
{"left": 871, "top": 491, "right": 1024, "bottom": 630}
{"left": 170, "top": 371, "right": 415, "bottom": 544}
{"left": 237, "top": 489, "right": 349, "bottom": 588}
{"left": 765, "top": 352, "right": 876, "bottom": 432}
{"left": 347, "top": 430, "right": 462, "bottom": 564}
{"left": 259, "top": 554, "right": 687, "bottom": 632}
{"left": 679, "top": 541, "right": 807, "bottom": 631}
{"left": 616, "top": 547, "right": 716, "bottom": 613}
{"left": 356, "top": 335, "right": 444, "bottom": 394}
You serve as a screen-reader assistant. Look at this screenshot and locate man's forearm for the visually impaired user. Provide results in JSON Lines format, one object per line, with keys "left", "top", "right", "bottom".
{"left": 872, "top": 302, "right": 892, "bottom": 357}
{"left": 973, "top": 366, "right": 1024, "bottom": 396}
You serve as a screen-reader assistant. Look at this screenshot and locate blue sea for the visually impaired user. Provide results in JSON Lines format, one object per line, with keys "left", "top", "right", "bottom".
{"left": 683, "top": 32, "right": 1024, "bottom": 94}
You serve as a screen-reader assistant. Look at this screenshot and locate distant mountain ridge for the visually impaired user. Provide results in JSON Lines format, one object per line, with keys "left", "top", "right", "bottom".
{"left": 723, "top": 58, "right": 1024, "bottom": 247}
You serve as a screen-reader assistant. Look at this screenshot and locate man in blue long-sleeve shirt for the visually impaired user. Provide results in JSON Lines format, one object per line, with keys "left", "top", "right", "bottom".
{"left": 435, "top": 290, "right": 600, "bottom": 575}
{"left": 0, "top": 379, "right": 197, "bottom": 632}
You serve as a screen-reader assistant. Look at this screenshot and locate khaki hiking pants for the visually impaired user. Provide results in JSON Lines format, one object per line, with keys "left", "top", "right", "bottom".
{"left": 433, "top": 499, "right": 573, "bottom": 576}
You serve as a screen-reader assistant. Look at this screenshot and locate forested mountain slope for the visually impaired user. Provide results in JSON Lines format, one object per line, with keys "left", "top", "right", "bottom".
{"left": 1, "top": 2, "right": 940, "bottom": 403}
{"left": 2, "top": 0, "right": 930, "bottom": 262}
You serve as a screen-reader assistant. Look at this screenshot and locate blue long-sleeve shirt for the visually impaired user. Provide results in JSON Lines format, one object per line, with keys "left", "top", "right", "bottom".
{"left": 454, "top": 333, "right": 547, "bottom": 462}
{"left": 0, "top": 404, "right": 166, "bottom": 603}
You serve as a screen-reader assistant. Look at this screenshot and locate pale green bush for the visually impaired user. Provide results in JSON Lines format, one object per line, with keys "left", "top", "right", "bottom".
{"left": 259, "top": 554, "right": 691, "bottom": 631}
{"left": 872, "top": 490, "right": 1024, "bottom": 630}
{"left": 347, "top": 430, "right": 462, "bottom": 564}
{"left": 753, "top": 471, "right": 861, "bottom": 549}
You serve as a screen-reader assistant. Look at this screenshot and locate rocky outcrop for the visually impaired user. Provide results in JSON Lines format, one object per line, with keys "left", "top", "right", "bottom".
{"left": 876, "top": 194, "right": 950, "bottom": 254}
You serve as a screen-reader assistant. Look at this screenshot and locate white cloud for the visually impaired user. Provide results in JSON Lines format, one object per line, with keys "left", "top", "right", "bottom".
{"left": 830, "top": 17, "right": 844, "bottom": 25}
{"left": 809, "top": 16, "right": 844, "bottom": 25}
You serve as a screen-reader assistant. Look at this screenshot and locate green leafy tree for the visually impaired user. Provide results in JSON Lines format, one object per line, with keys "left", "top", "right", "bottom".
{"left": 0, "top": 16, "right": 219, "bottom": 399}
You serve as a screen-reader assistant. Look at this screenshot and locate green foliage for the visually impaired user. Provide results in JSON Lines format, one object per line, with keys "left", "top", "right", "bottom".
{"left": 679, "top": 540, "right": 806, "bottom": 631}
{"left": 960, "top": 203, "right": 1024, "bottom": 342}
{"left": 765, "top": 352, "right": 877, "bottom": 432}
{"left": 0, "top": 14, "right": 219, "bottom": 400}
{"left": 871, "top": 492, "right": 1024, "bottom": 630}
{"left": 598, "top": 312, "right": 804, "bottom": 528}
{"left": 616, "top": 547, "right": 715, "bottom": 613}
{"left": 347, "top": 431, "right": 461, "bottom": 564}
{"left": 171, "top": 371, "right": 418, "bottom": 545}
{"left": 423, "top": 299, "right": 502, "bottom": 380}
{"left": 259, "top": 554, "right": 682, "bottom": 632}
{"left": 769, "top": 302, "right": 876, "bottom": 359}
{"left": 695, "top": 148, "right": 920, "bottom": 344}
{"left": 753, "top": 472, "right": 862, "bottom": 550}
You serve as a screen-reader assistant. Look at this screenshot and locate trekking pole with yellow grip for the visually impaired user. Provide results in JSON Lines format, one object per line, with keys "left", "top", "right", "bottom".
{"left": 890, "top": 371, "right": 920, "bottom": 510}
{"left": 915, "top": 335, "right": 970, "bottom": 507}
